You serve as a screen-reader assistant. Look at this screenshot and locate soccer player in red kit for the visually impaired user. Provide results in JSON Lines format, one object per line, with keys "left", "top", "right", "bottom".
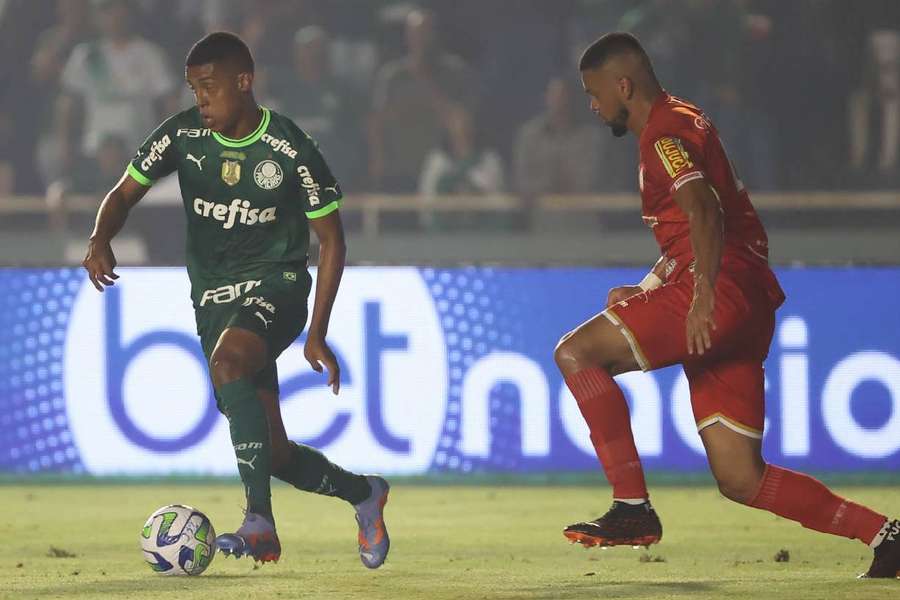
{"left": 555, "top": 32, "right": 899, "bottom": 578}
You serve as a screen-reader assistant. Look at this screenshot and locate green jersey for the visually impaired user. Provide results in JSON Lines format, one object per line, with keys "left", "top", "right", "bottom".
{"left": 127, "top": 106, "right": 341, "bottom": 305}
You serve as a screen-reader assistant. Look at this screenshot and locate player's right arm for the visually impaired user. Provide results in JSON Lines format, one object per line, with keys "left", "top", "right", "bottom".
{"left": 83, "top": 115, "right": 179, "bottom": 291}
{"left": 606, "top": 256, "right": 667, "bottom": 307}
{"left": 83, "top": 174, "right": 150, "bottom": 291}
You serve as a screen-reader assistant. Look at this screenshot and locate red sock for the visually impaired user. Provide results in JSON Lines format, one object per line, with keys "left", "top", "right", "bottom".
{"left": 565, "top": 367, "right": 648, "bottom": 500}
{"left": 750, "top": 464, "right": 887, "bottom": 544}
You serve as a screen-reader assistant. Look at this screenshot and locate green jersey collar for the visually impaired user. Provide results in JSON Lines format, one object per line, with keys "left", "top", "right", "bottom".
{"left": 212, "top": 107, "right": 270, "bottom": 148}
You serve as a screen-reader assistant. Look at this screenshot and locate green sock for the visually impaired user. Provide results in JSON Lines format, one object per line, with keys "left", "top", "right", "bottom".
{"left": 217, "top": 378, "right": 273, "bottom": 521}
{"left": 273, "top": 441, "right": 372, "bottom": 505}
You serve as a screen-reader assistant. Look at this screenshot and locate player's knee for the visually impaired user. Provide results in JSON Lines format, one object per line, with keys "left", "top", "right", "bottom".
{"left": 209, "top": 347, "right": 253, "bottom": 387}
{"left": 554, "top": 330, "right": 619, "bottom": 374}
{"left": 554, "top": 332, "right": 585, "bottom": 373}
{"left": 714, "top": 470, "right": 762, "bottom": 505}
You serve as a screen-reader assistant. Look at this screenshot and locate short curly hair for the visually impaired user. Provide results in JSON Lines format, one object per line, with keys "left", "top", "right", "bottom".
{"left": 579, "top": 32, "right": 649, "bottom": 72}
{"left": 186, "top": 31, "right": 254, "bottom": 73}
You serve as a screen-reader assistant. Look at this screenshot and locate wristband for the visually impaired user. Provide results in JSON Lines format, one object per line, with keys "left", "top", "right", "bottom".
{"left": 638, "top": 272, "right": 663, "bottom": 292}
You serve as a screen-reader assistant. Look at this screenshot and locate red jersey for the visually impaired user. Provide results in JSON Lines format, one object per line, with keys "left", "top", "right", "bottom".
{"left": 638, "top": 93, "right": 773, "bottom": 284}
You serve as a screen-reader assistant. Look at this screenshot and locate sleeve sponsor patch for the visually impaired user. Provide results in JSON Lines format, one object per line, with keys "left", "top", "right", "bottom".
{"left": 294, "top": 141, "right": 341, "bottom": 213}
{"left": 128, "top": 114, "right": 181, "bottom": 184}
{"left": 653, "top": 137, "right": 694, "bottom": 179}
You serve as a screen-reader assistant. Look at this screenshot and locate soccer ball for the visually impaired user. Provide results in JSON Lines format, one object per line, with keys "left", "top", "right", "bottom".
{"left": 140, "top": 504, "right": 216, "bottom": 575}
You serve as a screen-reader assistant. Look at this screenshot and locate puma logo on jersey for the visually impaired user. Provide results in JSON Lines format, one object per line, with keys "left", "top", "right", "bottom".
{"left": 314, "top": 475, "right": 338, "bottom": 495}
{"left": 193, "top": 197, "right": 277, "bottom": 229}
{"left": 324, "top": 185, "right": 339, "bottom": 195}
{"left": 187, "top": 154, "right": 205, "bottom": 170}
{"left": 236, "top": 454, "right": 258, "bottom": 470}
{"left": 254, "top": 311, "right": 273, "bottom": 329}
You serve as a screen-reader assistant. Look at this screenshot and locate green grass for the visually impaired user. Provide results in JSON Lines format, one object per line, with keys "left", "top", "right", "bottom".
{"left": 1, "top": 483, "right": 897, "bottom": 599}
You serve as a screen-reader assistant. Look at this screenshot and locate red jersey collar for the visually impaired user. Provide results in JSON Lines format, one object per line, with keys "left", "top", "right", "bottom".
{"left": 640, "top": 91, "right": 671, "bottom": 144}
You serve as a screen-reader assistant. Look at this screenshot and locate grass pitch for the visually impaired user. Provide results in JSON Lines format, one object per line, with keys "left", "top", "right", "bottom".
{"left": 0, "top": 482, "right": 897, "bottom": 599}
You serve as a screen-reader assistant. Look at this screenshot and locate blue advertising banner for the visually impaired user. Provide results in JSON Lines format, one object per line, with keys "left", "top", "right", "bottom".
{"left": 1, "top": 267, "right": 899, "bottom": 475}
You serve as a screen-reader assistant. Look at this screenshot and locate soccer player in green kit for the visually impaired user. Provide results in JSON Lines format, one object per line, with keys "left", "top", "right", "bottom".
{"left": 81, "top": 32, "right": 390, "bottom": 568}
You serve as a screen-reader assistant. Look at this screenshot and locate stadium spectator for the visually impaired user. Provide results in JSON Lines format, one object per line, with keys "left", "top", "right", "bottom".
{"left": 418, "top": 106, "right": 505, "bottom": 230}
{"left": 761, "top": 0, "right": 849, "bottom": 189}
{"left": 62, "top": 134, "right": 131, "bottom": 195}
{"left": 681, "top": 0, "right": 777, "bottom": 190}
{"left": 369, "top": 8, "right": 477, "bottom": 192}
{"left": 0, "top": 110, "right": 15, "bottom": 195}
{"left": 616, "top": 0, "right": 692, "bottom": 89}
{"left": 849, "top": 2, "right": 900, "bottom": 187}
{"left": 55, "top": 0, "right": 176, "bottom": 178}
{"left": 30, "top": 0, "right": 92, "bottom": 187}
{"left": 613, "top": 1, "right": 777, "bottom": 190}
{"left": 30, "top": 0, "right": 92, "bottom": 88}
{"left": 238, "top": 0, "right": 312, "bottom": 69}
{"left": 419, "top": 107, "right": 504, "bottom": 196}
{"left": 513, "top": 76, "right": 609, "bottom": 195}
{"left": 268, "top": 26, "right": 366, "bottom": 188}
{"left": 462, "top": 0, "right": 568, "bottom": 169}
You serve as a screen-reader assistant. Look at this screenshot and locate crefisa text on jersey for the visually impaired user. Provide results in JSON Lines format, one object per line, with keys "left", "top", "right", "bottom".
{"left": 193, "top": 197, "right": 277, "bottom": 229}
{"left": 261, "top": 133, "right": 298, "bottom": 159}
{"left": 140, "top": 135, "right": 172, "bottom": 171}
{"left": 297, "top": 165, "right": 320, "bottom": 206}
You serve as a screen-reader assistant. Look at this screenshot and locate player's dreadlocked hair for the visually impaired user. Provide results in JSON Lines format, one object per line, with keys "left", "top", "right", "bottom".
{"left": 186, "top": 32, "right": 255, "bottom": 73}
{"left": 579, "top": 32, "right": 651, "bottom": 72}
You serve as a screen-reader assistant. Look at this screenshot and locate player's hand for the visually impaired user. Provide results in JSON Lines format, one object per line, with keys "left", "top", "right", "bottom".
{"left": 686, "top": 277, "right": 716, "bottom": 356}
{"left": 304, "top": 335, "right": 341, "bottom": 395}
{"left": 606, "top": 285, "right": 643, "bottom": 308}
{"left": 82, "top": 239, "right": 119, "bottom": 292}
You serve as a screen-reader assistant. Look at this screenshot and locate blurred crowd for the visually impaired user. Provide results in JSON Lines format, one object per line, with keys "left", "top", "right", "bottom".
{"left": 1, "top": 0, "right": 899, "bottom": 200}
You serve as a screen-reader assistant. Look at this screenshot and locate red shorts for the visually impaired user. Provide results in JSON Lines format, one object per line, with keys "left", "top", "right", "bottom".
{"left": 604, "top": 265, "right": 783, "bottom": 438}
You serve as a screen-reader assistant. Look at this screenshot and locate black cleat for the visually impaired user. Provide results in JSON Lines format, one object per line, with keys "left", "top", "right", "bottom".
{"left": 860, "top": 519, "right": 900, "bottom": 579}
{"left": 564, "top": 501, "right": 662, "bottom": 548}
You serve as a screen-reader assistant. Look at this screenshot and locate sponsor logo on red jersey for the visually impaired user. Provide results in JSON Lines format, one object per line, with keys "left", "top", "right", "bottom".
{"left": 653, "top": 137, "right": 693, "bottom": 178}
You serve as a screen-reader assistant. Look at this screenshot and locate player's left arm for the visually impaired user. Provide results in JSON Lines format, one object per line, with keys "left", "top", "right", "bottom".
{"left": 295, "top": 130, "right": 346, "bottom": 392}
{"left": 306, "top": 211, "right": 346, "bottom": 395}
{"left": 672, "top": 178, "right": 723, "bottom": 356}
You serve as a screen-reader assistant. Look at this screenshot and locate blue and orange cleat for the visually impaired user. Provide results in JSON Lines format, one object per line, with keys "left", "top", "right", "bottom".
{"left": 354, "top": 475, "right": 390, "bottom": 569}
{"left": 215, "top": 512, "right": 281, "bottom": 563}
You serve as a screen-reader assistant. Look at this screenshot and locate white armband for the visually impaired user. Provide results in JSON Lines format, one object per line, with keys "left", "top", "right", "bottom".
{"left": 638, "top": 272, "right": 663, "bottom": 292}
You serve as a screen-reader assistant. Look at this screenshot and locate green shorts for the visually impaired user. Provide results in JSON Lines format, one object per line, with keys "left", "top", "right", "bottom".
{"left": 194, "top": 269, "right": 313, "bottom": 399}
